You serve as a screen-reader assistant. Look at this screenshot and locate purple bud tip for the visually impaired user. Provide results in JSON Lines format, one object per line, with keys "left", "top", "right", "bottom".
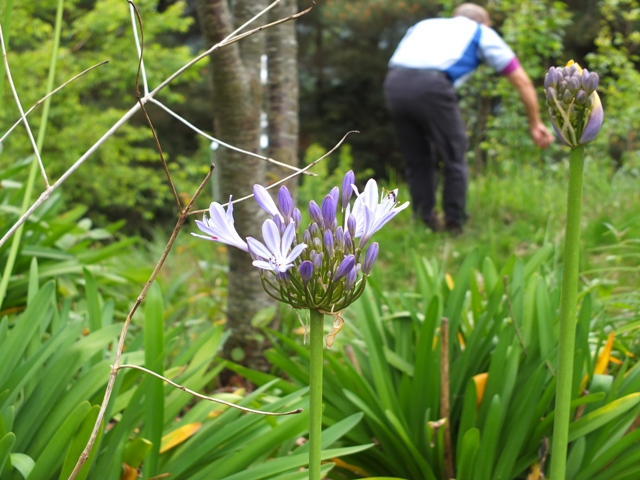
{"left": 313, "top": 251, "right": 323, "bottom": 270}
{"left": 298, "top": 260, "right": 314, "bottom": 285}
{"left": 341, "top": 170, "right": 356, "bottom": 208}
{"left": 278, "top": 186, "right": 294, "bottom": 220}
{"left": 363, "top": 242, "right": 379, "bottom": 275}
{"left": 292, "top": 208, "right": 302, "bottom": 225}
{"left": 347, "top": 214, "right": 357, "bottom": 237}
{"left": 309, "top": 200, "right": 323, "bottom": 226}
{"left": 345, "top": 267, "right": 357, "bottom": 290}
{"left": 323, "top": 230, "right": 334, "bottom": 258}
{"left": 329, "top": 187, "right": 340, "bottom": 210}
{"left": 321, "top": 194, "right": 337, "bottom": 228}
{"left": 335, "top": 226, "right": 344, "bottom": 250}
{"left": 333, "top": 254, "right": 356, "bottom": 281}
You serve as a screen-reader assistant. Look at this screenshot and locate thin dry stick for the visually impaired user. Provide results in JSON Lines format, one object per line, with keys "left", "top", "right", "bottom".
{"left": 0, "top": 1, "right": 314, "bottom": 249}
{"left": 149, "top": 97, "right": 312, "bottom": 175}
{"left": 0, "top": 24, "right": 49, "bottom": 187}
{"left": 118, "top": 364, "right": 302, "bottom": 416}
{"left": 503, "top": 275, "right": 528, "bottom": 356}
{"left": 440, "top": 317, "right": 454, "bottom": 480}
{"left": 0, "top": 61, "right": 109, "bottom": 144}
{"left": 68, "top": 165, "right": 213, "bottom": 479}
{"left": 190, "top": 130, "right": 359, "bottom": 215}
{"left": 129, "top": 0, "right": 182, "bottom": 211}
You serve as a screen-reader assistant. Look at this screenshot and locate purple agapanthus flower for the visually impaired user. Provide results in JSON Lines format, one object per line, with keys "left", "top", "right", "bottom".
{"left": 247, "top": 220, "right": 307, "bottom": 273}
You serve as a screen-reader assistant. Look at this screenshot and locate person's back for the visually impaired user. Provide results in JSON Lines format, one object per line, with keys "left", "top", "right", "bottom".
{"left": 389, "top": 16, "right": 519, "bottom": 87}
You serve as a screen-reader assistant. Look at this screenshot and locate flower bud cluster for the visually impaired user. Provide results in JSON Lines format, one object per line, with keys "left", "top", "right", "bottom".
{"left": 544, "top": 60, "right": 603, "bottom": 147}
{"left": 194, "top": 170, "right": 410, "bottom": 314}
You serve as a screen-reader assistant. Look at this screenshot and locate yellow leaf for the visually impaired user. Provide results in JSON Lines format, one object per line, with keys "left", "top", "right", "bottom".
{"left": 473, "top": 373, "right": 488, "bottom": 406}
{"left": 458, "top": 331, "right": 466, "bottom": 351}
{"left": 526, "top": 461, "right": 541, "bottom": 480}
{"left": 160, "top": 423, "right": 202, "bottom": 454}
{"left": 580, "top": 331, "right": 614, "bottom": 391}
{"left": 121, "top": 464, "right": 138, "bottom": 480}
{"left": 330, "top": 457, "right": 369, "bottom": 477}
{"left": 445, "top": 273, "right": 455, "bottom": 290}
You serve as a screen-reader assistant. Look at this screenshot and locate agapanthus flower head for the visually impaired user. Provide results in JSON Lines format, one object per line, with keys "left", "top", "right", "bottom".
{"left": 194, "top": 171, "right": 409, "bottom": 315}
{"left": 544, "top": 60, "right": 604, "bottom": 147}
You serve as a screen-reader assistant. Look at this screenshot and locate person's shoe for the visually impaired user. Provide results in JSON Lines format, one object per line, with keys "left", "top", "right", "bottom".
{"left": 425, "top": 212, "right": 442, "bottom": 233}
{"left": 444, "top": 220, "right": 463, "bottom": 236}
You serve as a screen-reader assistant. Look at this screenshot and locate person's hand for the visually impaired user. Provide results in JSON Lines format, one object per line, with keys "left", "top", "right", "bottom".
{"left": 530, "top": 122, "right": 555, "bottom": 148}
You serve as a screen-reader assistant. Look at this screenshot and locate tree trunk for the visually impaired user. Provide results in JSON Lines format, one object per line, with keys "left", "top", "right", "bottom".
{"left": 195, "top": 0, "right": 271, "bottom": 368}
{"left": 266, "top": 0, "right": 299, "bottom": 197}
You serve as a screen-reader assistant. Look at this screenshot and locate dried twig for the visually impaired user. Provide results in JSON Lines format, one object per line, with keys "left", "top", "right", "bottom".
{"left": 190, "top": 130, "right": 359, "bottom": 215}
{"left": 0, "top": 25, "right": 49, "bottom": 187}
{"left": 118, "top": 364, "right": 302, "bottom": 416}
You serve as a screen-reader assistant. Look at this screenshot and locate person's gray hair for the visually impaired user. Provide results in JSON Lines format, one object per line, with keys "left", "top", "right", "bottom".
{"left": 453, "top": 3, "right": 491, "bottom": 26}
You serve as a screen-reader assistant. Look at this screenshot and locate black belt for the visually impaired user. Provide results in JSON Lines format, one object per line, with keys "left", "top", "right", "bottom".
{"left": 389, "top": 66, "right": 450, "bottom": 80}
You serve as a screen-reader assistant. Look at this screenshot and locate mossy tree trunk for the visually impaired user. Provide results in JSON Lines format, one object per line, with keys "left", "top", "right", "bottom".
{"left": 195, "top": 0, "right": 272, "bottom": 368}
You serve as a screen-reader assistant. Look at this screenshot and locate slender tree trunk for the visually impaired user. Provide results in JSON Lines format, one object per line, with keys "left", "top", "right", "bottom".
{"left": 195, "top": 0, "right": 271, "bottom": 368}
{"left": 266, "top": 0, "right": 299, "bottom": 197}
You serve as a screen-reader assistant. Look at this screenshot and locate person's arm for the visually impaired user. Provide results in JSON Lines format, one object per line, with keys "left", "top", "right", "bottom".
{"left": 505, "top": 66, "right": 555, "bottom": 148}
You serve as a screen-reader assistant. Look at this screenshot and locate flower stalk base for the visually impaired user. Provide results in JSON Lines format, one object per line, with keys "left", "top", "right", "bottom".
{"left": 550, "top": 145, "right": 585, "bottom": 479}
{"left": 309, "top": 309, "right": 324, "bottom": 480}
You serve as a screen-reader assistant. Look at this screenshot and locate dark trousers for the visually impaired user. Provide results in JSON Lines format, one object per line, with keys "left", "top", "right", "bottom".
{"left": 384, "top": 68, "right": 468, "bottom": 225}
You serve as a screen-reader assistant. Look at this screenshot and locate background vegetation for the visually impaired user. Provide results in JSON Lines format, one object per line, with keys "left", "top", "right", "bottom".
{"left": 1, "top": 0, "right": 640, "bottom": 479}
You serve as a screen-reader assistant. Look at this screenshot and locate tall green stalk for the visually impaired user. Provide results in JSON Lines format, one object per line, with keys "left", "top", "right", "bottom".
{"left": 549, "top": 145, "right": 585, "bottom": 479}
{"left": 0, "top": 0, "right": 64, "bottom": 310}
{"left": 308, "top": 309, "right": 324, "bottom": 480}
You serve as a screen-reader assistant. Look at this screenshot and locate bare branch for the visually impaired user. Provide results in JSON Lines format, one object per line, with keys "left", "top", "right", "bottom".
{"left": 149, "top": 97, "right": 312, "bottom": 175}
{"left": 0, "top": 25, "right": 49, "bottom": 187}
{"left": 118, "top": 364, "right": 302, "bottom": 416}
{"left": 190, "top": 130, "right": 360, "bottom": 215}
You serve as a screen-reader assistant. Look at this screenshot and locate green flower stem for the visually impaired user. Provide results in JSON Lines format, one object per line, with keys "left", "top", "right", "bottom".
{"left": 309, "top": 308, "right": 324, "bottom": 480}
{"left": 550, "top": 145, "right": 585, "bottom": 480}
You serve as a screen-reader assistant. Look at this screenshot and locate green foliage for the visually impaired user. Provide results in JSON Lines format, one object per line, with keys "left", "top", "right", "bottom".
{"left": 0, "top": 160, "right": 135, "bottom": 312}
{"left": 239, "top": 249, "right": 640, "bottom": 479}
{"left": 0, "top": 0, "right": 207, "bottom": 228}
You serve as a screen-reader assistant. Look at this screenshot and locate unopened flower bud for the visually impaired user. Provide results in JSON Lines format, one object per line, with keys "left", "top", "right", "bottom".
{"left": 313, "top": 237, "right": 322, "bottom": 251}
{"left": 309, "top": 222, "right": 319, "bottom": 237}
{"left": 341, "top": 170, "right": 355, "bottom": 208}
{"left": 544, "top": 60, "right": 604, "bottom": 147}
{"left": 333, "top": 254, "right": 355, "bottom": 281}
{"left": 278, "top": 186, "right": 294, "bottom": 222}
{"left": 345, "top": 267, "right": 357, "bottom": 290}
{"left": 321, "top": 194, "right": 337, "bottom": 228}
{"left": 323, "top": 230, "right": 334, "bottom": 258}
{"left": 344, "top": 231, "right": 354, "bottom": 253}
{"left": 329, "top": 187, "right": 340, "bottom": 211}
{"left": 292, "top": 208, "right": 302, "bottom": 226}
{"left": 303, "top": 229, "right": 312, "bottom": 246}
{"left": 347, "top": 214, "right": 356, "bottom": 238}
{"left": 309, "top": 200, "right": 323, "bottom": 226}
{"left": 335, "top": 226, "right": 344, "bottom": 251}
{"left": 362, "top": 242, "right": 379, "bottom": 275}
{"left": 313, "top": 251, "right": 323, "bottom": 270}
{"left": 298, "top": 260, "right": 314, "bottom": 285}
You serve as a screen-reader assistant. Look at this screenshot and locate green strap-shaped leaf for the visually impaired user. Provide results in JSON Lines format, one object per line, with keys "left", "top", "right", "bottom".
{"left": 569, "top": 393, "right": 640, "bottom": 441}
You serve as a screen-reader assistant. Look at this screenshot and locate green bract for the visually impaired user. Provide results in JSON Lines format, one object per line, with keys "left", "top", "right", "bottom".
{"left": 544, "top": 60, "right": 604, "bottom": 147}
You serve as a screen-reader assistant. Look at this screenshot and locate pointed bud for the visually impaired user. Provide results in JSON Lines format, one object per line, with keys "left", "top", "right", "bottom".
{"left": 341, "top": 170, "right": 355, "bottom": 208}
{"left": 335, "top": 226, "right": 344, "bottom": 251}
{"left": 309, "top": 222, "right": 319, "bottom": 237}
{"left": 313, "top": 251, "right": 323, "bottom": 270}
{"left": 345, "top": 267, "right": 357, "bottom": 290}
{"left": 321, "top": 194, "right": 337, "bottom": 228}
{"left": 362, "top": 242, "right": 379, "bottom": 274}
{"left": 298, "top": 260, "right": 314, "bottom": 285}
{"left": 347, "top": 214, "right": 357, "bottom": 238}
{"left": 323, "top": 230, "right": 334, "bottom": 258}
{"left": 292, "top": 208, "right": 302, "bottom": 226}
{"left": 303, "top": 229, "right": 312, "bottom": 246}
{"left": 333, "top": 254, "right": 356, "bottom": 281}
{"left": 329, "top": 187, "right": 340, "bottom": 210}
{"left": 344, "top": 231, "right": 354, "bottom": 253}
{"left": 278, "top": 186, "right": 294, "bottom": 222}
{"left": 309, "top": 200, "right": 323, "bottom": 226}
